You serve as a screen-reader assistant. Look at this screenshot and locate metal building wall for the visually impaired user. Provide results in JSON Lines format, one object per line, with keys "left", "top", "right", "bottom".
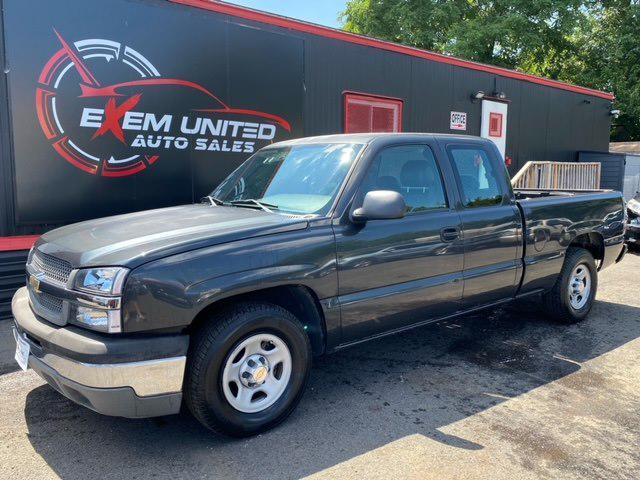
{"left": 0, "top": 0, "right": 614, "bottom": 240}
{"left": 0, "top": 0, "right": 13, "bottom": 238}
{"left": 298, "top": 30, "right": 612, "bottom": 176}
{"left": 174, "top": 1, "right": 611, "bottom": 179}
{"left": 579, "top": 151, "right": 626, "bottom": 192}
{"left": 0, "top": 250, "right": 27, "bottom": 319}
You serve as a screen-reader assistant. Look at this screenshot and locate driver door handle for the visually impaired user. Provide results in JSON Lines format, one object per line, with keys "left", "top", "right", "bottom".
{"left": 440, "top": 226, "right": 460, "bottom": 242}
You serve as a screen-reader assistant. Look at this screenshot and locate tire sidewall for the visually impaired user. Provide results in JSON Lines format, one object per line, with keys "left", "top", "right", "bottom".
{"left": 560, "top": 250, "right": 598, "bottom": 320}
{"left": 192, "top": 304, "right": 311, "bottom": 435}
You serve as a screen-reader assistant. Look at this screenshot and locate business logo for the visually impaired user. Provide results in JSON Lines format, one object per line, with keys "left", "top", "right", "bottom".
{"left": 36, "top": 30, "right": 291, "bottom": 177}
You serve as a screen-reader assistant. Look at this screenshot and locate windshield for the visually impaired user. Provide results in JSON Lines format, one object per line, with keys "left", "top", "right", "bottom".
{"left": 212, "top": 143, "right": 364, "bottom": 215}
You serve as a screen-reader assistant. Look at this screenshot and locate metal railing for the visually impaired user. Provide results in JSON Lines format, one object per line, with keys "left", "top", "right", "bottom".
{"left": 511, "top": 161, "right": 601, "bottom": 190}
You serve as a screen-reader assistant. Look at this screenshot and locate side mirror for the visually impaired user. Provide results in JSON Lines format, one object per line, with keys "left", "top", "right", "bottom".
{"left": 351, "top": 190, "right": 406, "bottom": 223}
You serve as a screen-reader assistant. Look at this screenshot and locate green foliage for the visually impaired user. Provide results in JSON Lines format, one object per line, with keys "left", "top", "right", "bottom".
{"left": 558, "top": 1, "right": 640, "bottom": 141}
{"left": 341, "top": 0, "right": 640, "bottom": 140}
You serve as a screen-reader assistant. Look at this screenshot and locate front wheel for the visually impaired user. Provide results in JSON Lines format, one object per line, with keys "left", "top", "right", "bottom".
{"left": 542, "top": 247, "right": 598, "bottom": 323}
{"left": 184, "top": 302, "right": 311, "bottom": 437}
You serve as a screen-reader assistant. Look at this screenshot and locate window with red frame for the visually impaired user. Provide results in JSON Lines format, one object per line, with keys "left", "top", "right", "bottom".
{"left": 489, "top": 112, "right": 503, "bottom": 137}
{"left": 344, "top": 93, "right": 403, "bottom": 134}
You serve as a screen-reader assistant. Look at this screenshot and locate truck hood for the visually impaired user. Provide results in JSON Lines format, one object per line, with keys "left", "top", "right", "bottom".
{"left": 36, "top": 204, "right": 309, "bottom": 268}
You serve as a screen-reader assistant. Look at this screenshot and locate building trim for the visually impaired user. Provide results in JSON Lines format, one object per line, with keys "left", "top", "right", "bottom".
{"left": 0, "top": 235, "right": 38, "bottom": 252}
{"left": 171, "top": 0, "right": 615, "bottom": 101}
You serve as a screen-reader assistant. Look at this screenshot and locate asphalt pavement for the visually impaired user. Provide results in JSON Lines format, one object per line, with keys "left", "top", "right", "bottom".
{"left": 1, "top": 252, "right": 640, "bottom": 479}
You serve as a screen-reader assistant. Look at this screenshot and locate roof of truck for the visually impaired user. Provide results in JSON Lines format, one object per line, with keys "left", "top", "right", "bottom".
{"left": 268, "top": 132, "right": 490, "bottom": 147}
{"left": 172, "top": 0, "right": 614, "bottom": 101}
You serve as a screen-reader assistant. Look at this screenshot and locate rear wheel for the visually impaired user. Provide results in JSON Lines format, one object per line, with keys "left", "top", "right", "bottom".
{"left": 185, "top": 302, "right": 311, "bottom": 437}
{"left": 542, "top": 247, "right": 598, "bottom": 323}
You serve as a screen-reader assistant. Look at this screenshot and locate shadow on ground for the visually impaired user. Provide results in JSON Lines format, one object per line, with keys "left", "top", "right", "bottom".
{"left": 22, "top": 295, "right": 640, "bottom": 480}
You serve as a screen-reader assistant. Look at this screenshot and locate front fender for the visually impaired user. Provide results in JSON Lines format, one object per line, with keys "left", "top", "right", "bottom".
{"left": 121, "top": 225, "right": 337, "bottom": 332}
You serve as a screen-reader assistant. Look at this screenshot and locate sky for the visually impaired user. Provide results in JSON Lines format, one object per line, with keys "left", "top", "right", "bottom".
{"left": 225, "top": 0, "right": 348, "bottom": 28}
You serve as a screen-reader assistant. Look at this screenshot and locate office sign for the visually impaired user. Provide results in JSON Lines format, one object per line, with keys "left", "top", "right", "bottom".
{"left": 450, "top": 111, "right": 467, "bottom": 131}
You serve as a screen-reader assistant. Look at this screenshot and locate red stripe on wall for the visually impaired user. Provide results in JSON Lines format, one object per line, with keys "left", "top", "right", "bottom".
{"left": 170, "top": 0, "right": 614, "bottom": 101}
{"left": 0, "top": 235, "right": 39, "bottom": 252}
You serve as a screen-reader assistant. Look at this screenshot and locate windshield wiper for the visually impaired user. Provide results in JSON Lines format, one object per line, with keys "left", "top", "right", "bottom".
{"left": 229, "top": 199, "right": 278, "bottom": 213}
{"left": 200, "top": 195, "right": 225, "bottom": 206}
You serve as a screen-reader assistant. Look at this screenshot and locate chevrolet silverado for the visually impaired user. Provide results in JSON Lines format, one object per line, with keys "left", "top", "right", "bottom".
{"left": 12, "top": 133, "right": 627, "bottom": 436}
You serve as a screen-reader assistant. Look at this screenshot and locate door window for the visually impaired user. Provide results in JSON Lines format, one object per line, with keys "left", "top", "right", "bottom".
{"left": 449, "top": 148, "right": 504, "bottom": 208}
{"left": 359, "top": 145, "right": 447, "bottom": 214}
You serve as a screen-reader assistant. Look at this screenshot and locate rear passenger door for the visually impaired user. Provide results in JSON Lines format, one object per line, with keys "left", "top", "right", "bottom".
{"left": 445, "top": 143, "right": 522, "bottom": 307}
{"left": 334, "top": 143, "right": 464, "bottom": 343}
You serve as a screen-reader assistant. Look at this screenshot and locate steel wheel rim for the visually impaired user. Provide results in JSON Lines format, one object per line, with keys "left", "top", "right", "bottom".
{"left": 221, "top": 333, "right": 292, "bottom": 413}
{"left": 568, "top": 263, "right": 591, "bottom": 310}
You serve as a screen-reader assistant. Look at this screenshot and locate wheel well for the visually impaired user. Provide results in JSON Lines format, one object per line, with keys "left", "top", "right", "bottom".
{"left": 570, "top": 232, "right": 604, "bottom": 265}
{"left": 188, "top": 285, "right": 326, "bottom": 356}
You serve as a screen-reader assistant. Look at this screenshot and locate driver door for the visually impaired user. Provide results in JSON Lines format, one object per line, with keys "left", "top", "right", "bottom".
{"left": 333, "top": 143, "right": 464, "bottom": 344}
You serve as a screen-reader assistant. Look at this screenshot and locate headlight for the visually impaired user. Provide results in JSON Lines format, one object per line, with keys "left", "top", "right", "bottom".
{"left": 73, "top": 267, "right": 129, "bottom": 295}
{"left": 71, "top": 267, "right": 128, "bottom": 333}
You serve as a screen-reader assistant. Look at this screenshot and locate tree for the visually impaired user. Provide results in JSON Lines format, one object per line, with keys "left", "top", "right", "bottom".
{"left": 556, "top": 1, "right": 640, "bottom": 141}
{"left": 340, "top": 0, "right": 466, "bottom": 54}
{"left": 340, "top": 0, "right": 640, "bottom": 140}
{"left": 341, "top": 0, "right": 591, "bottom": 70}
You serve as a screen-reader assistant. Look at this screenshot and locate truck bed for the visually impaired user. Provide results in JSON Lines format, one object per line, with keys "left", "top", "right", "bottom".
{"left": 514, "top": 188, "right": 625, "bottom": 295}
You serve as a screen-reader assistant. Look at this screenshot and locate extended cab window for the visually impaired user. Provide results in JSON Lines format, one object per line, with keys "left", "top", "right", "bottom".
{"left": 359, "top": 145, "right": 447, "bottom": 213}
{"left": 449, "top": 148, "right": 503, "bottom": 207}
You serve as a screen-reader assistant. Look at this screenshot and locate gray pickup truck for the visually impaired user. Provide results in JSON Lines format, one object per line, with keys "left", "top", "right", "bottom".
{"left": 12, "top": 133, "right": 626, "bottom": 436}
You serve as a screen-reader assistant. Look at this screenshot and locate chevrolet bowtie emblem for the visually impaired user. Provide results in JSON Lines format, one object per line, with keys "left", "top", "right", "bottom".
{"left": 29, "top": 274, "right": 43, "bottom": 294}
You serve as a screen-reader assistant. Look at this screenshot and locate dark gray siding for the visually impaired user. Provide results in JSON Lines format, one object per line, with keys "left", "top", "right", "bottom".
{"left": 0, "top": 0, "right": 13, "bottom": 238}
{"left": 303, "top": 37, "right": 413, "bottom": 136}
{"left": 0, "top": 0, "right": 613, "bottom": 237}
{"left": 295, "top": 26, "right": 612, "bottom": 176}
{"left": 0, "top": 250, "right": 26, "bottom": 319}
{"left": 579, "top": 152, "right": 626, "bottom": 191}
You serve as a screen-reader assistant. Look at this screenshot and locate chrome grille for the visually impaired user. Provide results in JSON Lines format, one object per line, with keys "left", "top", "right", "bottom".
{"left": 34, "top": 291, "right": 63, "bottom": 315}
{"left": 27, "top": 287, "right": 66, "bottom": 325}
{"left": 31, "top": 251, "right": 73, "bottom": 285}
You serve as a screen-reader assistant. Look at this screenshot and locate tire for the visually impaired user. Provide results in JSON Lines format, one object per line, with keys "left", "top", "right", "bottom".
{"left": 542, "top": 247, "right": 598, "bottom": 323}
{"left": 184, "top": 302, "right": 311, "bottom": 437}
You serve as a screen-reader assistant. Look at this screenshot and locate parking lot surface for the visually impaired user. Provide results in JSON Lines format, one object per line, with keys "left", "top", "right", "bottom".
{"left": 1, "top": 253, "right": 639, "bottom": 480}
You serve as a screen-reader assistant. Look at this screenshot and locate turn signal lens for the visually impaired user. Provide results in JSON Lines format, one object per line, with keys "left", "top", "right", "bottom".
{"left": 72, "top": 305, "right": 121, "bottom": 333}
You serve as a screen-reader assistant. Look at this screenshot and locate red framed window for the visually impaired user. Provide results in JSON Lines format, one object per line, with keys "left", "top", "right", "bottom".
{"left": 344, "top": 92, "right": 403, "bottom": 133}
{"left": 489, "top": 112, "right": 503, "bottom": 137}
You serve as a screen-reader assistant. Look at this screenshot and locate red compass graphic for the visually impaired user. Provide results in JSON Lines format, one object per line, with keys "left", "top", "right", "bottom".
{"left": 36, "top": 30, "right": 291, "bottom": 177}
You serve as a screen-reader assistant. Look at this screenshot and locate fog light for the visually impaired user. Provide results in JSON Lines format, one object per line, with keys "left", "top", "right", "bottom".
{"left": 73, "top": 306, "right": 121, "bottom": 333}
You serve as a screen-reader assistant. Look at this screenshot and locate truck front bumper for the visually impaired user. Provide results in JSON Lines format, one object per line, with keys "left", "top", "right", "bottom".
{"left": 12, "top": 287, "right": 188, "bottom": 418}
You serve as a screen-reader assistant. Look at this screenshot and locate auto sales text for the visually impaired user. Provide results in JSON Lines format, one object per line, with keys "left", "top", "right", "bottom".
{"left": 80, "top": 108, "right": 278, "bottom": 153}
